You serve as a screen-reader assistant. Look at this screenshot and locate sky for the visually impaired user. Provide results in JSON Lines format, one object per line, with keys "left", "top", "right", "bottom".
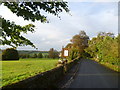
{"left": 0, "top": 0, "right": 119, "bottom": 51}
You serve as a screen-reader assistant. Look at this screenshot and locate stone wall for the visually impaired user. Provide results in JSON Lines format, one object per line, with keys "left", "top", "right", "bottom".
{"left": 2, "top": 59, "right": 79, "bottom": 89}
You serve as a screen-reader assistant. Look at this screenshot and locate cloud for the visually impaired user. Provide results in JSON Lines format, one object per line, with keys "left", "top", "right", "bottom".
{"left": 65, "top": 0, "right": 119, "bottom": 2}
{"left": 0, "top": 2, "right": 118, "bottom": 51}
{"left": 0, "top": 4, "right": 33, "bottom": 26}
{"left": 20, "top": 21, "right": 71, "bottom": 50}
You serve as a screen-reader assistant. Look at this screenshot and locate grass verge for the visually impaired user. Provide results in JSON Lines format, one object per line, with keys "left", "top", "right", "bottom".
{"left": 89, "top": 58, "right": 119, "bottom": 72}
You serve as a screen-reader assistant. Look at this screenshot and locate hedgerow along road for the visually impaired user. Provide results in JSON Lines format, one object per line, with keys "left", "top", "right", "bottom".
{"left": 61, "top": 59, "right": 119, "bottom": 88}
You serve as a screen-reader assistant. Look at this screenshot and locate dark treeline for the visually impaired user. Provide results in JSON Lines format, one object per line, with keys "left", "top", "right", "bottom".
{"left": 18, "top": 50, "right": 49, "bottom": 55}
{"left": 19, "top": 48, "right": 59, "bottom": 59}
{"left": 19, "top": 53, "right": 44, "bottom": 59}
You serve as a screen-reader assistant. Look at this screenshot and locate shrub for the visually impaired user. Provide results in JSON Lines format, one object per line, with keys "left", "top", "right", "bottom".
{"left": 2, "top": 48, "right": 19, "bottom": 60}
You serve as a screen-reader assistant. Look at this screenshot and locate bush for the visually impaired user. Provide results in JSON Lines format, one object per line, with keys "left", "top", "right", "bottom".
{"left": 2, "top": 48, "right": 19, "bottom": 60}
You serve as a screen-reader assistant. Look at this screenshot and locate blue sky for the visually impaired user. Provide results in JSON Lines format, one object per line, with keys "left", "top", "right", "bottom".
{"left": 0, "top": 0, "right": 119, "bottom": 51}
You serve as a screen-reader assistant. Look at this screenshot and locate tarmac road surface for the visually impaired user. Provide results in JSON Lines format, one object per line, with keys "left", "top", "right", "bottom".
{"left": 60, "top": 59, "right": 119, "bottom": 88}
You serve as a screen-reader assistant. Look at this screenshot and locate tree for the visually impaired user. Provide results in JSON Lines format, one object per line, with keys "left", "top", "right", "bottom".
{"left": 44, "top": 54, "right": 49, "bottom": 58}
{"left": 97, "top": 32, "right": 115, "bottom": 38}
{"left": 70, "top": 31, "right": 89, "bottom": 58}
{"left": 79, "top": 30, "right": 89, "bottom": 47}
{"left": 1, "top": 20, "right": 36, "bottom": 48}
{"left": 49, "top": 48, "right": 54, "bottom": 58}
{"left": 26, "top": 54, "right": 30, "bottom": 58}
{"left": 85, "top": 37, "right": 100, "bottom": 59}
{"left": 53, "top": 50, "right": 59, "bottom": 58}
{"left": 69, "top": 47, "right": 80, "bottom": 60}
{"left": 1, "top": 1, "right": 69, "bottom": 48}
{"left": 65, "top": 43, "right": 72, "bottom": 49}
{"left": 65, "top": 31, "right": 89, "bottom": 60}
{"left": 38, "top": 53, "right": 43, "bottom": 58}
{"left": 2, "top": 48, "right": 19, "bottom": 60}
{"left": 85, "top": 32, "right": 119, "bottom": 65}
{"left": 32, "top": 53, "right": 37, "bottom": 58}
{"left": 48, "top": 48, "right": 59, "bottom": 59}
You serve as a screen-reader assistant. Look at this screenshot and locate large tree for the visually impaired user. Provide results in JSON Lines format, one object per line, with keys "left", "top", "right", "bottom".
{"left": 0, "top": 1, "right": 69, "bottom": 48}
{"left": 67, "top": 30, "right": 89, "bottom": 59}
{"left": 71, "top": 31, "right": 89, "bottom": 53}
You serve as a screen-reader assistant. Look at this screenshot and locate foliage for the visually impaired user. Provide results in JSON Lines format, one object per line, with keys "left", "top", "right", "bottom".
{"left": 44, "top": 54, "right": 49, "bottom": 58}
{"left": 69, "top": 48, "right": 80, "bottom": 60}
{"left": 2, "top": 48, "right": 19, "bottom": 60}
{"left": 19, "top": 52, "right": 49, "bottom": 59}
{"left": 19, "top": 54, "right": 27, "bottom": 59}
{"left": 2, "top": 58, "right": 58, "bottom": 87}
{"left": 26, "top": 54, "right": 30, "bottom": 58}
{"left": 85, "top": 33, "right": 119, "bottom": 66}
{"left": 1, "top": 1, "right": 69, "bottom": 48}
{"left": 3, "top": 1, "right": 69, "bottom": 22}
{"left": 67, "top": 30, "right": 89, "bottom": 60}
{"left": 1, "top": 18, "right": 36, "bottom": 48}
{"left": 48, "top": 48, "right": 59, "bottom": 59}
{"left": 97, "top": 32, "right": 115, "bottom": 38}
{"left": 65, "top": 43, "right": 72, "bottom": 49}
{"left": 37, "top": 53, "right": 43, "bottom": 58}
{"left": 18, "top": 50, "right": 49, "bottom": 58}
{"left": 32, "top": 53, "right": 38, "bottom": 58}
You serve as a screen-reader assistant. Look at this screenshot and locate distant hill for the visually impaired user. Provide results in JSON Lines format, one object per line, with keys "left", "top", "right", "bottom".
{"left": 1, "top": 50, "right": 60, "bottom": 56}
{"left": 18, "top": 50, "right": 49, "bottom": 55}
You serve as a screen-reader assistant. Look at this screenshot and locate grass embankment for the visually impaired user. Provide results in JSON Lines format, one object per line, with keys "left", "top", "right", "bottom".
{"left": 1, "top": 58, "right": 58, "bottom": 87}
{"left": 100, "top": 62, "right": 119, "bottom": 72}
{"left": 92, "top": 58, "right": 119, "bottom": 72}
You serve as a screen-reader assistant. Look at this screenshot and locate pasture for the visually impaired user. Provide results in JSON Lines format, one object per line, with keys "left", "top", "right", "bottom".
{"left": 1, "top": 58, "right": 58, "bottom": 87}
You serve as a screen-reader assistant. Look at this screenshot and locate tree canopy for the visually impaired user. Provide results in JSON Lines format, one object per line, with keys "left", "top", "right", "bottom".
{"left": 0, "top": 1, "right": 69, "bottom": 48}
{"left": 85, "top": 32, "right": 119, "bottom": 65}
{"left": 71, "top": 31, "right": 89, "bottom": 52}
{"left": 66, "top": 30, "right": 89, "bottom": 60}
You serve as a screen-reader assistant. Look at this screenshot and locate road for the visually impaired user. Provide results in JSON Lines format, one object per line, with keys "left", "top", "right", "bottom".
{"left": 59, "top": 59, "right": 119, "bottom": 88}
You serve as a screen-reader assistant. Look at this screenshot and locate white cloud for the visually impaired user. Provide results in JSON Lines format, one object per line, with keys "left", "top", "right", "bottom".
{"left": 0, "top": 2, "right": 118, "bottom": 51}
{"left": 0, "top": 4, "right": 33, "bottom": 26}
{"left": 65, "top": 0, "right": 119, "bottom": 2}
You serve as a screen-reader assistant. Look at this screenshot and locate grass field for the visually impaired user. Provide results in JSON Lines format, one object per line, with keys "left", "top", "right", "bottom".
{"left": 1, "top": 58, "right": 58, "bottom": 87}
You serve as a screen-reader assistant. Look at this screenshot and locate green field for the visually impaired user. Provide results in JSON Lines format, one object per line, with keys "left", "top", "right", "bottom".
{"left": 1, "top": 58, "right": 58, "bottom": 87}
